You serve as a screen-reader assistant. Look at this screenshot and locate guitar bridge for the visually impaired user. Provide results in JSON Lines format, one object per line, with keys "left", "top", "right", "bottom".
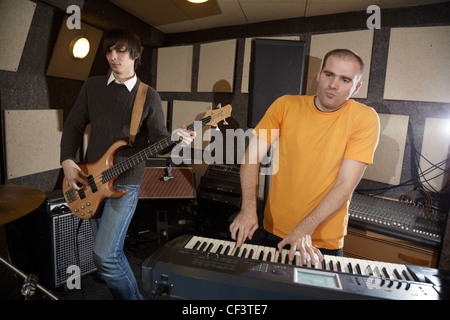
{"left": 65, "top": 189, "right": 78, "bottom": 203}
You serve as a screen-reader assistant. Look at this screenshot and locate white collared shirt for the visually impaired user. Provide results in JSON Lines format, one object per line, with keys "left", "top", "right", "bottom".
{"left": 107, "top": 72, "right": 137, "bottom": 92}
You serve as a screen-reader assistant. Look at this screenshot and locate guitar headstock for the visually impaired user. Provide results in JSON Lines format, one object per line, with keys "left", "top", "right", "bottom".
{"left": 203, "top": 104, "right": 232, "bottom": 127}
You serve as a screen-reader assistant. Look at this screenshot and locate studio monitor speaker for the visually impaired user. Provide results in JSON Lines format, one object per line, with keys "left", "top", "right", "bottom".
{"left": 247, "top": 39, "right": 306, "bottom": 128}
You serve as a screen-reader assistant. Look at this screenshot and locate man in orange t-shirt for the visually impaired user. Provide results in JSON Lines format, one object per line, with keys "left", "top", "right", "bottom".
{"left": 230, "top": 49, "right": 380, "bottom": 265}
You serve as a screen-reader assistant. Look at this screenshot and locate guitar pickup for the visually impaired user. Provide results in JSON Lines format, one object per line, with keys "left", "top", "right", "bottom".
{"left": 78, "top": 188, "right": 86, "bottom": 199}
{"left": 88, "top": 175, "right": 98, "bottom": 193}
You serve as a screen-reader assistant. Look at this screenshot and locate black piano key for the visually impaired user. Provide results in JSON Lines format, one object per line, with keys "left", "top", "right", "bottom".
{"left": 223, "top": 246, "right": 231, "bottom": 255}
{"left": 241, "top": 248, "right": 247, "bottom": 257}
{"left": 217, "top": 244, "right": 223, "bottom": 254}
{"left": 284, "top": 255, "right": 290, "bottom": 265}
{"left": 206, "top": 243, "right": 213, "bottom": 252}
{"left": 347, "top": 263, "right": 353, "bottom": 274}
{"left": 402, "top": 270, "right": 411, "bottom": 281}
{"left": 382, "top": 267, "right": 390, "bottom": 278}
{"left": 321, "top": 260, "right": 326, "bottom": 269}
{"left": 192, "top": 241, "right": 201, "bottom": 250}
{"left": 393, "top": 269, "right": 402, "bottom": 280}
{"left": 336, "top": 261, "right": 342, "bottom": 272}
{"left": 277, "top": 253, "right": 282, "bottom": 263}
{"left": 329, "top": 261, "right": 334, "bottom": 271}
{"left": 355, "top": 264, "right": 362, "bottom": 275}
{"left": 406, "top": 267, "right": 420, "bottom": 282}
{"left": 258, "top": 250, "right": 265, "bottom": 261}
{"left": 199, "top": 242, "right": 207, "bottom": 251}
{"left": 248, "top": 249, "right": 254, "bottom": 259}
{"left": 234, "top": 247, "right": 240, "bottom": 257}
{"left": 266, "top": 252, "right": 272, "bottom": 262}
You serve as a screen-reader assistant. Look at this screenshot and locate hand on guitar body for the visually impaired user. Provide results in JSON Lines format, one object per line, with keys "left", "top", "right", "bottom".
{"left": 62, "top": 159, "right": 89, "bottom": 190}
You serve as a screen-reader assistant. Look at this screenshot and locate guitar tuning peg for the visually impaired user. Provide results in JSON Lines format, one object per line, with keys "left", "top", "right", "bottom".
{"left": 217, "top": 103, "right": 222, "bottom": 109}
{"left": 215, "top": 126, "right": 220, "bottom": 131}
{"left": 223, "top": 118, "right": 229, "bottom": 125}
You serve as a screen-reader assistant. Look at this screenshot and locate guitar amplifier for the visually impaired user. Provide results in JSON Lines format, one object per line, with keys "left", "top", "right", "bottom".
{"left": 6, "top": 190, "right": 96, "bottom": 289}
{"left": 139, "top": 158, "right": 196, "bottom": 200}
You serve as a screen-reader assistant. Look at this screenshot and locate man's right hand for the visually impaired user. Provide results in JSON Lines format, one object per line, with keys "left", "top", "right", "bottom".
{"left": 229, "top": 208, "right": 258, "bottom": 248}
{"left": 61, "top": 159, "right": 89, "bottom": 190}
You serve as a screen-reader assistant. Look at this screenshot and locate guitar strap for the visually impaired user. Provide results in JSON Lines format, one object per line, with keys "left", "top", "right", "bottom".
{"left": 129, "top": 81, "right": 149, "bottom": 146}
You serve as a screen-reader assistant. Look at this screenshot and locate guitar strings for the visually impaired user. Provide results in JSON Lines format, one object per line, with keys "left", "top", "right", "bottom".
{"left": 73, "top": 114, "right": 215, "bottom": 195}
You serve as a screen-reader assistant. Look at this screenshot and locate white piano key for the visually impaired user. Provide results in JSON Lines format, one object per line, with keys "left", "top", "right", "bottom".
{"left": 185, "top": 235, "right": 202, "bottom": 249}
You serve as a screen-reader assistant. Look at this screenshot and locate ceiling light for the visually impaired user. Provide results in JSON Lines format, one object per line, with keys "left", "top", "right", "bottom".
{"left": 70, "top": 37, "right": 90, "bottom": 59}
{"left": 187, "top": 0, "right": 209, "bottom": 3}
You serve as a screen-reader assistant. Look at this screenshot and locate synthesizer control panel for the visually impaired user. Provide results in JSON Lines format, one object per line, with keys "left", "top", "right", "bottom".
{"left": 349, "top": 193, "right": 445, "bottom": 247}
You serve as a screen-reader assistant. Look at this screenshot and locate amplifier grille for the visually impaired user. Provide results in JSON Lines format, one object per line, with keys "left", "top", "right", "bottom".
{"left": 51, "top": 212, "right": 96, "bottom": 287}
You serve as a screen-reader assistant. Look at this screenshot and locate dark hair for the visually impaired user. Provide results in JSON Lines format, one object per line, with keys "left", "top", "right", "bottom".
{"left": 102, "top": 28, "right": 142, "bottom": 70}
{"left": 322, "top": 49, "right": 364, "bottom": 77}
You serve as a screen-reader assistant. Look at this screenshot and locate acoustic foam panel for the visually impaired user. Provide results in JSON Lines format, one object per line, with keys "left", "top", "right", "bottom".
{"left": 384, "top": 26, "right": 450, "bottom": 103}
{"left": 363, "top": 113, "right": 409, "bottom": 185}
{"left": 0, "top": 0, "right": 36, "bottom": 72}
{"left": 4, "top": 109, "right": 63, "bottom": 179}
{"left": 157, "top": 45, "right": 193, "bottom": 92}
{"left": 197, "top": 39, "right": 237, "bottom": 93}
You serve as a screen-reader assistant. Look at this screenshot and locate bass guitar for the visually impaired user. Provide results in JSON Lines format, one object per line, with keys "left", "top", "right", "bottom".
{"left": 63, "top": 104, "right": 232, "bottom": 219}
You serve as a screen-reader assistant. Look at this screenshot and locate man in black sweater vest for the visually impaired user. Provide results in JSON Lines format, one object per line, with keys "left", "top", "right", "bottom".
{"left": 60, "top": 29, "right": 195, "bottom": 299}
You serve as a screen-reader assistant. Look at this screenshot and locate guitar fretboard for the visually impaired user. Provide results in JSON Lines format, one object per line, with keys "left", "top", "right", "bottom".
{"left": 100, "top": 116, "right": 210, "bottom": 183}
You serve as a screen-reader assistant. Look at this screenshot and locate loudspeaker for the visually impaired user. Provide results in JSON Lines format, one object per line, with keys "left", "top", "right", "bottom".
{"left": 49, "top": 209, "right": 96, "bottom": 288}
{"left": 6, "top": 192, "right": 96, "bottom": 289}
{"left": 247, "top": 39, "right": 306, "bottom": 128}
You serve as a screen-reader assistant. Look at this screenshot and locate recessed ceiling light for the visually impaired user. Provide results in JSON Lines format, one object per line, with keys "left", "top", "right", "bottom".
{"left": 187, "top": 0, "right": 209, "bottom": 3}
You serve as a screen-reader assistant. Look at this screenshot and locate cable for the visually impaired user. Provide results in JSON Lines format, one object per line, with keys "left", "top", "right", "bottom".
{"left": 153, "top": 283, "right": 171, "bottom": 300}
{"left": 356, "top": 121, "right": 450, "bottom": 210}
{"left": 73, "top": 218, "right": 86, "bottom": 300}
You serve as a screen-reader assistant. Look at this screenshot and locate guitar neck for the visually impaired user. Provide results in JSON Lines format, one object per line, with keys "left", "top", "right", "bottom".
{"left": 101, "top": 117, "right": 209, "bottom": 183}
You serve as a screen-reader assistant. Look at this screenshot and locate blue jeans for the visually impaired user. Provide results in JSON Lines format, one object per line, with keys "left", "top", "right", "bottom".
{"left": 89, "top": 185, "right": 143, "bottom": 300}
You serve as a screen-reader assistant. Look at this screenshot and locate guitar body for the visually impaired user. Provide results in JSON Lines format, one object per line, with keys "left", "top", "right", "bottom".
{"left": 62, "top": 140, "right": 128, "bottom": 219}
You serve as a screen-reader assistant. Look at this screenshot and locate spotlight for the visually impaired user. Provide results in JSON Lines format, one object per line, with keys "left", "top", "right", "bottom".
{"left": 187, "top": 0, "right": 209, "bottom": 3}
{"left": 70, "top": 37, "right": 90, "bottom": 59}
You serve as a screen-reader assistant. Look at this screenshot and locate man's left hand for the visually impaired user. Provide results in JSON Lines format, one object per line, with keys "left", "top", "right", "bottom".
{"left": 277, "top": 233, "right": 323, "bottom": 266}
{"left": 172, "top": 125, "right": 196, "bottom": 146}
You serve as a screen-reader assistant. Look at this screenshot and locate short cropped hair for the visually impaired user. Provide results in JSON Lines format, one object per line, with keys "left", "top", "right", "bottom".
{"left": 322, "top": 49, "right": 364, "bottom": 78}
{"left": 102, "top": 28, "right": 142, "bottom": 70}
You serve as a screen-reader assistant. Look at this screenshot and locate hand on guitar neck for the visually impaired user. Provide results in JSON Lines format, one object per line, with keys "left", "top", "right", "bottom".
{"left": 172, "top": 124, "right": 197, "bottom": 146}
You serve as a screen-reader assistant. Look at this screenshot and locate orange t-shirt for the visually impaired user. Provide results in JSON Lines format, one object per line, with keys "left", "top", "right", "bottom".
{"left": 254, "top": 95, "right": 380, "bottom": 249}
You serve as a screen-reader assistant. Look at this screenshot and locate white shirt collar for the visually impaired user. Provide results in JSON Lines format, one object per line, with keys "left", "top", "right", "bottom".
{"left": 107, "top": 72, "right": 137, "bottom": 92}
